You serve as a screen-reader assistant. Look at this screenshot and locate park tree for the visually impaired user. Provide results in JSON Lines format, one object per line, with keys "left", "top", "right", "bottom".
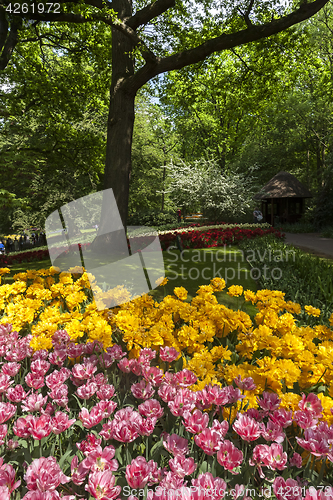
{"left": 0, "top": 0, "right": 330, "bottom": 242}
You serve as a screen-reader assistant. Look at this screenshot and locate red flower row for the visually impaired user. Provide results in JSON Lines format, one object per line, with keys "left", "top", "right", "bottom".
{"left": 159, "top": 226, "right": 284, "bottom": 251}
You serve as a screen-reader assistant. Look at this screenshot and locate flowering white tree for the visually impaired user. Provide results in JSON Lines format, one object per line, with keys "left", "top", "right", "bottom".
{"left": 167, "top": 158, "right": 257, "bottom": 221}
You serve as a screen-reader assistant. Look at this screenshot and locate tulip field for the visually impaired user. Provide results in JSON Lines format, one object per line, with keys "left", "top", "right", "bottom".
{"left": 0, "top": 252, "right": 331, "bottom": 499}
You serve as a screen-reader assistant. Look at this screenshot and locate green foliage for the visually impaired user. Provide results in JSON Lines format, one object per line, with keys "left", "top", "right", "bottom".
{"left": 238, "top": 234, "right": 333, "bottom": 324}
{"left": 278, "top": 222, "right": 317, "bottom": 233}
{"left": 321, "top": 226, "right": 333, "bottom": 238}
{"left": 127, "top": 209, "right": 177, "bottom": 227}
{"left": 129, "top": 93, "right": 180, "bottom": 216}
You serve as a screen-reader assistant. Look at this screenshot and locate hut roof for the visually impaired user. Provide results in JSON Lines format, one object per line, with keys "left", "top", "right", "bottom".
{"left": 254, "top": 171, "right": 312, "bottom": 200}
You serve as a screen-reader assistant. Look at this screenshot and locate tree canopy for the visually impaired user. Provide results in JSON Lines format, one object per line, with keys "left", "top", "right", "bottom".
{"left": 0, "top": 0, "right": 331, "bottom": 233}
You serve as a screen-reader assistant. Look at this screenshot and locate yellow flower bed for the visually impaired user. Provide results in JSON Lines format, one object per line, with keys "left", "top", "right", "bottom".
{"left": 1, "top": 267, "right": 333, "bottom": 424}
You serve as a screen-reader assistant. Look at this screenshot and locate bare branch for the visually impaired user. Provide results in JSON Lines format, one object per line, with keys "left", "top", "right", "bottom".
{"left": 127, "top": 0, "right": 175, "bottom": 30}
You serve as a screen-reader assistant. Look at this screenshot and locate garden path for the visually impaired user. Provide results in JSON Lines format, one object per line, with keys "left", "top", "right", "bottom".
{"left": 284, "top": 232, "right": 333, "bottom": 260}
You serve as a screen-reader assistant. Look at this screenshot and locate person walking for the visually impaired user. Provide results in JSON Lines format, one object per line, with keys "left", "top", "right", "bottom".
{"left": 253, "top": 207, "right": 263, "bottom": 223}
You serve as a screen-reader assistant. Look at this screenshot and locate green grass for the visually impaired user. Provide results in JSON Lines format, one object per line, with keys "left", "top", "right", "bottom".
{"left": 3, "top": 247, "right": 257, "bottom": 314}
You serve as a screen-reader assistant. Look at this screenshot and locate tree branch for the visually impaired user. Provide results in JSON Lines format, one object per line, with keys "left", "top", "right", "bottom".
{"left": 8, "top": 8, "right": 159, "bottom": 64}
{"left": 0, "top": 6, "right": 8, "bottom": 51}
{"left": 127, "top": 0, "right": 175, "bottom": 30}
{"left": 244, "top": 0, "right": 255, "bottom": 27}
{"left": 127, "top": 0, "right": 330, "bottom": 92}
{"left": 0, "top": 16, "right": 22, "bottom": 70}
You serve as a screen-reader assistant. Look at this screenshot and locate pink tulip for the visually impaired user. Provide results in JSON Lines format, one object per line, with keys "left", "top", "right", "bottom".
{"left": 163, "top": 433, "right": 189, "bottom": 456}
{"left": 169, "top": 456, "right": 196, "bottom": 478}
{"left": 139, "top": 348, "right": 156, "bottom": 363}
{"left": 233, "top": 375, "right": 256, "bottom": 391}
{"left": 142, "top": 366, "right": 164, "bottom": 386}
{"left": 131, "top": 380, "right": 155, "bottom": 400}
{"left": 0, "top": 402, "right": 16, "bottom": 424}
{"left": 1, "top": 362, "right": 21, "bottom": 377}
{"left": 294, "top": 410, "right": 318, "bottom": 429}
{"left": 25, "top": 373, "right": 45, "bottom": 390}
{"left": 138, "top": 399, "right": 163, "bottom": 419}
{"left": 71, "top": 455, "right": 90, "bottom": 485}
{"left": 245, "top": 408, "right": 265, "bottom": 421}
{"left": 77, "top": 434, "right": 102, "bottom": 454}
{"left": 159, "top": 346, "right": 180, "bottom": 362}
{"left": 79, "top": 406, "right": 107, "bottom": 428}
{"left": 28, "top": 415, "right": 53, "bottom": 440}
{"left": 257, "top": 391, "right": 281, "bottom": 412}
{"left": 96, "top": 384, "right": 115, "bottom": 400}
{"left": 289, "top": 452, "right": 303, "bottom": 468}
{"left": 158, "top": 384, "right": 177, "bottom": 403}
{"left": 6, "top": 384, "right": 28, "bottom": 403}
{"left": 45, "top": 368, "right": 71, "bottom": 389}
{"left": 96, "top": 400, "right": 117, "bottom": 417}
{"left": 67, "top": 342, "right": 85, "bottom": 358}
{"left": 273, "top": 476, "right": 303, "bottom": 500}
{"left": 51, "top": 329, "right": 70, "bottom": 346}
{"left": 85, "top": 469, "right": 121, "bottom": 499}
{"left": 93, "top": 373, "right": 107, "bottom": 386}
{"left": 182, "top": 409, "right": 209, "bottom": 434}
{"left": 126, "top": 456, "right": 154, "bottom": 488}
{"left": 107, "top": 344, "right": 126, "bottom": 360}
{"left": 296, "top": 424, "right": 331, "bottom": 458}
{"left": 0, "top": 486, "right": 10, "bottom": 500}
{"left": 233, "top": 413, "right": 262, "bottom": 442}
{"left": 304, "top": 487, "right": 333, "bottom": 500}
{"left": 173, "top": 369, "right": 197, "bottom": 387}
{"left": 72, "top": 361, "right": 97, "bottom": 380}
{"left": 30, "top": 360, "right": 50, "bottom": 376}
{"left": 299, "top": 393, "right": 323, "bottom": 417}
{"left": 21, "top": 393, "right": 48, "bottom": 413}
{"left": 194, "top": 428, "right": 221, "bottom": 455}
{"left": 85, "top": 445, "right": 118, "bottom": 473}
{"left": 13, "top": 415, "right": 35, "bottom": 438}
{"left": 191, "top": 472, "right": 226, "bottom": 500}
{"left": 129, "top": 359, "right": 143, "bottom": 376}
{"left": 48, "top": 384, "right": 69, "bottom": 409}
{"left": 217, "top": 440, "right": 243, "bottom": 472}
{"left": 266, "top": 443, "right": 288, "bottom": 471}
{"left": 6, "top": 439, "right": 19, "bottom": 450}
{"left": 0, "top": 459, "right": 21, "bottom": 492}
{"left": 31, "top": 350, "right": 49, "bottom": 361}
{"left": 269, "top": 408, "right": 293, "bottom": 428}
{"left": 52, "top": 411, "right": 76, "bottom": 434}
{"left": 137, "top": 417, "right": 157, "bottom": 436}
{"left": 261, "top": 420, "right": 285, "bottom": 444}
{"left": 77, "top": 381, "right": 98, "bottom": 399}
{"left": 0, "top": 424, "right": 7, "bottom": 445}
{"left": 0, "top": 374, "right": 13, "bottom": 393}
{"left": 211, "top": 419, "right": 229, "bottom": 439}
{"left": 24, "top": 456, "right": 70, "bottom": 491}
{"left": 168, "top": 388, "right": 196, "bottom": 417}
{"left": 117, "top": 358, "right": 131, "bottom": 373}
{"left": 109, "top": 420, "right": 140, "bottom": 443}
{"left": 48, "top": 349, "right": 67, "bottom": 366}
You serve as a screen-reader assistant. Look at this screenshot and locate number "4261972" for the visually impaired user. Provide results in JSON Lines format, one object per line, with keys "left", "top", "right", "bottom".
{"left": 6, "top": 3, "right": 60, "bottom": 13}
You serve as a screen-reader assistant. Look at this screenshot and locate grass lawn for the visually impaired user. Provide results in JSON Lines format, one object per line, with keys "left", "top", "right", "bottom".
{"left": 3, "top": 246, "right": 257, "bottom": 314}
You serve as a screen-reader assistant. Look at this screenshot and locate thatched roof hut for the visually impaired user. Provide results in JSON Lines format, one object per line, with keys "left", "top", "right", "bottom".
{"left": 254, "top": 171, "right": 312, "bottom": 225}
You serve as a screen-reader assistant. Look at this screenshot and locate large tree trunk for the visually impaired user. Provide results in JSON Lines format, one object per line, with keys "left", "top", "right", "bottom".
{"left": 92, "top": 0, "right": 135, "bottom": 255}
